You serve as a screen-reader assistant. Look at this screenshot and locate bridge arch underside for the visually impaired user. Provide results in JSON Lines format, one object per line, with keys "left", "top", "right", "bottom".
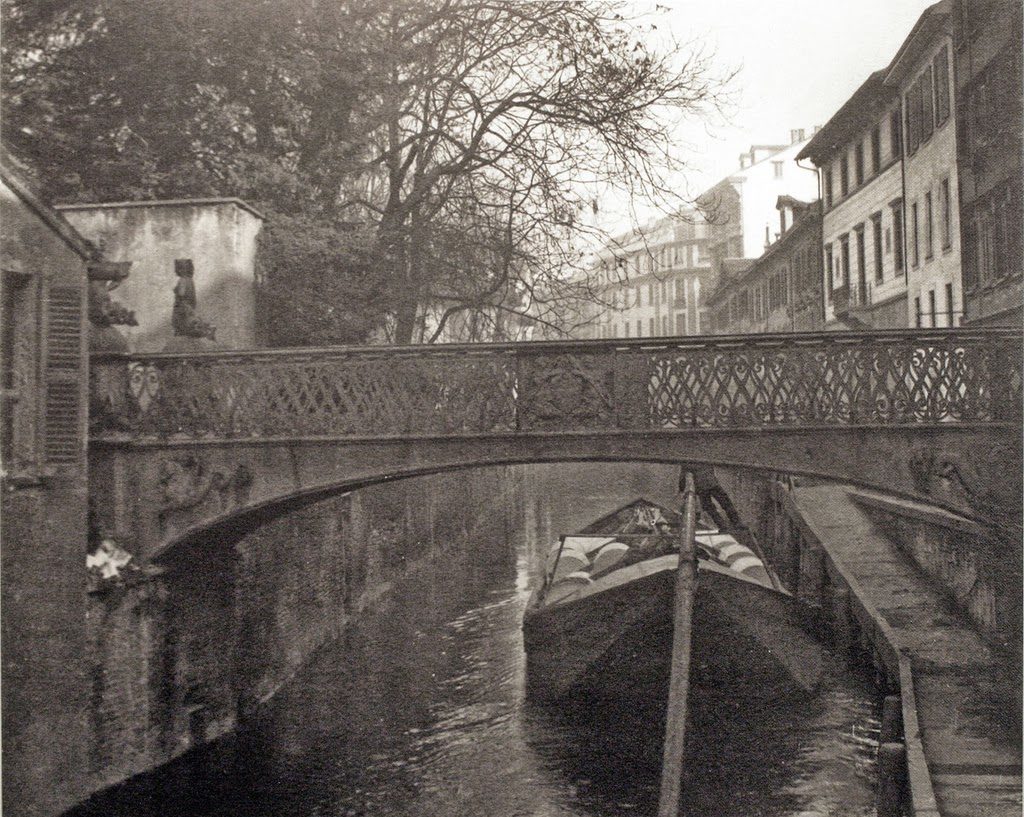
{"left": 90, "top": 425, "right": 1020, "bottom": 562}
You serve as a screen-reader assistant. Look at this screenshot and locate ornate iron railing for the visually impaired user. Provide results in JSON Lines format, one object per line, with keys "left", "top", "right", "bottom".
{"left": 89, "top": 329, "right": 1023, "bottom": 441}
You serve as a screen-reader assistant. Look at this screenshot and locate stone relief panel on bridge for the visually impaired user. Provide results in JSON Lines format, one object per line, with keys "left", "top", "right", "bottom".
{"left": 157, "top": 453, "right": 254, "bottom": 537}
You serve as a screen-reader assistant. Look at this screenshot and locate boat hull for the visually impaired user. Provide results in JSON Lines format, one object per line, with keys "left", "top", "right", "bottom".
{"left": 522, "top": 558, "right": 821, "bottom": 703}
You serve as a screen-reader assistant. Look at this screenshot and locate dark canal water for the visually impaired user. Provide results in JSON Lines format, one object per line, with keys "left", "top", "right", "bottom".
{"left": 81, "top": 464, "right": 881, "bottom": 817}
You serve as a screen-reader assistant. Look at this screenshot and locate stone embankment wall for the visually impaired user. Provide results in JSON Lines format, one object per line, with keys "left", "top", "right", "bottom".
{"left": 80, "top": 467, "right": 519, "bottom": 806}
{"left": 714, "top": 466, "right": 1022, "bottom": 655}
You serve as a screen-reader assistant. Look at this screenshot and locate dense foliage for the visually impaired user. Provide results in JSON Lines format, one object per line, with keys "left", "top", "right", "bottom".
{"left": 3, "top": 0, "right": 724, "bottom": 344}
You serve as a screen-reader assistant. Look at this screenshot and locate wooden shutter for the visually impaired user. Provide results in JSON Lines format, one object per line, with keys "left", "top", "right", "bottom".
{"left": 43, "top": 286, "right": 83, "bottom": 465}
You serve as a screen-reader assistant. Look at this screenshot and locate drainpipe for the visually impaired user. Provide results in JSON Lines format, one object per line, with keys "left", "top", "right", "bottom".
{"left": 796, "top": 155, "right": 825, "bottom": 328}
{"left": 898, "top": 108, "right": 910, "bottom": 293}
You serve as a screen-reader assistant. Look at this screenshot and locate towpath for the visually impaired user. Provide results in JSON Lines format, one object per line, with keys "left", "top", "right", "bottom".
{"left": 790, "top": 484, "right": 1021, "bottom": 817}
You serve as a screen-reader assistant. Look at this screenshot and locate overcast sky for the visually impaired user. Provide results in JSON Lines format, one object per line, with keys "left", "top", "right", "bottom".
{"left": 601, "top": 0, "right": 936, "bottom": 230}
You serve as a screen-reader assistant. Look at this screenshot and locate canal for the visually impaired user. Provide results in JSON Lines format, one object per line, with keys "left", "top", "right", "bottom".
{"left": 75, "top": 464, "right": 881, "bottom": 817}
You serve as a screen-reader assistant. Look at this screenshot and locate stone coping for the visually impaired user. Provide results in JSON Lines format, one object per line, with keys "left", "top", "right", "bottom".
{"left": 57, "top": 197, "right": 265, "bottom": 221}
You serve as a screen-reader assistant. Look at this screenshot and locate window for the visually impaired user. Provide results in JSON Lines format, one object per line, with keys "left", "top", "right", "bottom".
{"left": 636, "top": 319, "right": 642, "bottom": 337}
{"left": 647, "top": 283, "right": 654, "bottom": 306}
{"left": 925, "top": 191, "right": 934, "bottom": 259}
{"left": 906, "top": 79, "right": 924, "bottom": 154}
{"left": 911, "top": 201, "right": 920, "bottom": 267}
{"left": 921, "top": 66, "right": 934, "bottom": 141}
{"left": 773, "top": 161, "right": 784, "bottom": 179}
{"left": 1, "top": 270, "right": 26, "bottom": 468}
{"left": 676, "top": 312, "right": 686, "bottom": 335}
{"left": 854, "top": 142, "right": 865, "bottom": 186}
{"left": 624, "top": 321, "right": 630, "bottom": 338}
{"left": 855, "top": 225, "right": 867, "bottom": 303}
{"left": 972, "top": 206, "right": 997, "bottom": 288}
{"left": 940, "top": 177, "right": 952, "bottom": 249}
{"left": 648, "top": 317, "right": 655, "bottom": 336}
{"left": 824, "top": 168, "right": 834, "bottom": 207}
{"left": 872, "top": 212, "right": 884, "bottom": 283}
{"left": 840, "top": 234, "right": 851, "bottom": 289}
{"left": 840, "top": 154, "right": 849, "bottom": 196}
{"left": 945, "top": 282, "right": 955, "bottom": 326}
{"left": 871, "top": 126, "right": 882, "bottom": 172}
{"left": 934, "top": 46, "right": 950, "bottom": 125}
{"left": 824, "top": 243, "right": 834, "bottom": 299}
{"left": 892, "top": 200, "right": 905, "bottom": 273}
{"left": 928, "top": 289, "right": 937, "bottom": 327}
{"left": 890, "top": 109, "right": 902, "bottom": 158}
{"left": 914, "top": 296, "right": 922, "bottom": 327}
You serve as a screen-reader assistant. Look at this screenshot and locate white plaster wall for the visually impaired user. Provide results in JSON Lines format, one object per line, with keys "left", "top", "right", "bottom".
{"left": 737, "top": 141, "right": 819, "bottom": 260}
{"left": 60, "top": 201, "right": 263, "bottom": 352}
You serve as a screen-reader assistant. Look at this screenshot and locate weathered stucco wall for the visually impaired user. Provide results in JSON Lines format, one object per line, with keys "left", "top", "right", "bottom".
{"left": 59, "top": 200, "right": 263, "bottom": 352}
{"left": 1, "top": 178, "right": 91, "bottom": 817}
{"left": 76, "top": 467, "right": 519, "bottom": 808}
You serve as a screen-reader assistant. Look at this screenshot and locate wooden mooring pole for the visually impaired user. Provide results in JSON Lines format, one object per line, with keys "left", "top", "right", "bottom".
{"left": 658, "top": 472, "right": 699, "bottom": 817}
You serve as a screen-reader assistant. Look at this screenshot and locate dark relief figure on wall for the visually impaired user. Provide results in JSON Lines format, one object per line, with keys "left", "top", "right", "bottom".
{"left": 172, "top": 258, "right": 217, "bottom": 340}
{"left": 87, "top": 261, "right": 137, "bottom": 329}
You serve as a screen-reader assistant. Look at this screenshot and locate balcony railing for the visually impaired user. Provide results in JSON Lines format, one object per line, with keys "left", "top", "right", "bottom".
{"left": 89, "top": 329, "right": 1023, "bottom": 442}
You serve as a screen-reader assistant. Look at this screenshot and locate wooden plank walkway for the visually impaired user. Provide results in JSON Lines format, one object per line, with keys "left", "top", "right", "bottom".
{"left": 790, "top": 485, "right": 1022, "bottom": 817}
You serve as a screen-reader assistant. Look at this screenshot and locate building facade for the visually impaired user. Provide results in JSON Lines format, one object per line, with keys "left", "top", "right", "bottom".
{"left": 798, "top": 73, "right": 909, "bottom": 328}
{"left": 799, "top": 1, "right": 975, "bottom": 330}
{"left": 568, "top": 131, "right": 819, "bottom": 341}
{"left": 700, "top": 133, "right": 819, "bottom": 277}
{"left": 953, "top": 0, "right": 1023, "bottom": 326}
{"left": 58, "top": 199, "right": 264, "bottom": 351}
{"left": 1, "top": 161, "right": 92, "bottom": 817}
{"left": 566, "top": 208, "right": 712, "bottom": 340}
{"left": 887, "top": 1, "right": 962, "bottom": 328}
{"left": 706, "top": 198, "right": 824, "bottom": 334}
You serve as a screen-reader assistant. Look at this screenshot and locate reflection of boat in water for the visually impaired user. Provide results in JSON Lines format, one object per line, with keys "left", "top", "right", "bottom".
{"left": 522, "top": 499, "right": 822, "bottom": 702}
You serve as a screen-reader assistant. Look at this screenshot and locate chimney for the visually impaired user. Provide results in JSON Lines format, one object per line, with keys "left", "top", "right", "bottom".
{"left": 739, "top": 153, "right": 749, "bottom": 169}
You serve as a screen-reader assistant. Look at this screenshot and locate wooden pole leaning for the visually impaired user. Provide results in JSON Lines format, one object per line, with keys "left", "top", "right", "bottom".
{"left": 657, "top": 471, "right": 699, "bottom": 817}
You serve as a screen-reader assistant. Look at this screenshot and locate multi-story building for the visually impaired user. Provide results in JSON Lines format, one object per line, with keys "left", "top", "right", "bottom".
{"left": 700, "top": 132, "right": 819, "bottom": 277}
{"left": 953, "top": 0, "right": 1023, "bottom": 326}
{"left": 577, "top": 208, "right": 713, "bottom": 340}
{"left": 706, "top": 197, "right": 824, "bottom": 334}
{"left": 568, "top": 131, "right": 819, "bottom": 340}
{"left": 798, "top": 1, "right": 966, "bottom": 330}
{"left": 797, "top": 72, "right": 908, "bottom": 328}
{"left": 887, "top": 0, "right": 962, "bottom": 328}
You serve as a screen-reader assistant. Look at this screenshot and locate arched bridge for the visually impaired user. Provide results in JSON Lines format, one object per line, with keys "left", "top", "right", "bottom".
{"left": 88, "top": 328, "right": 1022, "bottom": 559}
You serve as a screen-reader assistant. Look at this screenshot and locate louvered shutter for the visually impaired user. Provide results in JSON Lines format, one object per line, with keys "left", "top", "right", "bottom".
{"left": 43, "top": 286, "right": 83, "bottom": 465}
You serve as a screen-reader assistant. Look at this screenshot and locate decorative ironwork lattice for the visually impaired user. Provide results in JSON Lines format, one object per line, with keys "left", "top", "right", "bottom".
{"left": 89, "top": 330, "right": 1022, "bottom": 441}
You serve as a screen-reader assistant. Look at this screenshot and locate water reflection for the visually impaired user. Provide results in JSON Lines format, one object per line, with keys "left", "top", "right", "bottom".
{"left": 73, "top": 464, "right": 880, "bottom": 817}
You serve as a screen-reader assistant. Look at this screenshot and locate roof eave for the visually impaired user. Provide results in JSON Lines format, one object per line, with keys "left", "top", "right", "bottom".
{"left": 0, "top": 160, "right": 100, "bottom": 261}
